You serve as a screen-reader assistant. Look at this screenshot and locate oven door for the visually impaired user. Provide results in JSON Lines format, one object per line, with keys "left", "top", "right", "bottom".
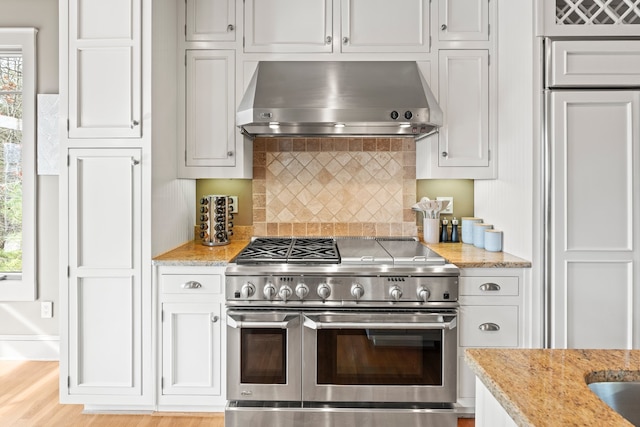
{"left": 227, "top": 310, "right": 301, "bottom": 401}
{"left": 302, "top": 311, "right": 457, "bottom": 403}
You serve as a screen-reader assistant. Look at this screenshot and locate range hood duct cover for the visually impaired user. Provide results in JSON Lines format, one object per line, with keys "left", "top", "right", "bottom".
{"left": 237, "top": 61, "right": 443, "bottom": 139}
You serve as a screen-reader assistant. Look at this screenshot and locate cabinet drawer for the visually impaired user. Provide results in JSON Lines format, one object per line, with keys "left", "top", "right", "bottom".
{"left": 459, "top": 305, "right": 518, "bottom": 347}
{"left": 161, "top": 274, "right": 222, "bottom": 294}
{"left": 459, "top": 276, "right": 519, "bottom": 296}
{"left": 547, "top": 40, "right": 640, "bottom": 87}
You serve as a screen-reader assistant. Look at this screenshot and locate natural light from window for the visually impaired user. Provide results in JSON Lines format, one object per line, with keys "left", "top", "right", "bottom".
{"left": 0, "top": 28, "right": 36, "bottom": 301}
{"left": 0, "top": 53, "right": 23, "bottom": 273}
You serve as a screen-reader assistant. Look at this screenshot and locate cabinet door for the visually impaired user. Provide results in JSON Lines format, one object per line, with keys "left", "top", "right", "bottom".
{"left": 161, "top": 302, "right": 222, "bottom": 396}
{"left": 340, "top": 0, "right": 429, "bottom": 53}
{"left": 549, "top": 90, "right": 640, "bottom": 349}
{"left": 438, "top": 0, "right": 488, "bottom": 41}
{"left": 438, "top": 50, "right": 489, "bottom": 168}
{"left": 186, "top": 0, "right": 235, "bottom": 41}
{"left": 66, "top": 148, "right": 144, "bottom": 399}
{"left": 67, "top": 0, "right": 142, "bottom": 138}
{"left": 183, "top": 50, "right": 235, "bottom": 168}
{"left": 244, "top": 0, "right": 332, "bottom": 53}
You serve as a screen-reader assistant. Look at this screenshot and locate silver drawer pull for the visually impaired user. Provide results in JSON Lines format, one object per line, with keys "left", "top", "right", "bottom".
{"left": 181, "top": 281, "right": 202, "bottom": 289}
{"left": 479, "top": 282, "right": 501, "bottom": 292}
{"left": 478, "top": 323, "right": 500, "bottom": 332}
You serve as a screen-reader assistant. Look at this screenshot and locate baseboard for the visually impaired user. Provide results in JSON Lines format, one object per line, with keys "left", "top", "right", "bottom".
{"left": 0, "top": 335, "right": 60, "bottom": 360}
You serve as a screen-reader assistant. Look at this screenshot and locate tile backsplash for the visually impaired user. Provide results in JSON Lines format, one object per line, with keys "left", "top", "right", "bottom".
{"left": 252, "top": 137, "right": 417, "bottom": 237}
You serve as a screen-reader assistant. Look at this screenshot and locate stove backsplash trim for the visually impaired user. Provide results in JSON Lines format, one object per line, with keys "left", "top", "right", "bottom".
{"left": 252, "top": 137, "right": 417, "bottom": 237}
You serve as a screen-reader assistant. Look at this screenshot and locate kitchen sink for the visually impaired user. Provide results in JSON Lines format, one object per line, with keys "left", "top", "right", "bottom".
{"left": 587, "top": 381, "right": 640, "bottom": 426}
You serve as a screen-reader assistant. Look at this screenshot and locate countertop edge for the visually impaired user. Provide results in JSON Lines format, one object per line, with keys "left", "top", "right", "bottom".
{"left": 464, "top": 351, "right": 536, "bottom": 426}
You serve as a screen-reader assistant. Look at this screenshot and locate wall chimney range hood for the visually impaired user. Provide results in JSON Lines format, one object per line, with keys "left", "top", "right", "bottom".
{"left": 237, "top": 61, "right": 443, "bottom": 140}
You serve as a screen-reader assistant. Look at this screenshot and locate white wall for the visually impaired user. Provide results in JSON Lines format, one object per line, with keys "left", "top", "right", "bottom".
{"left": 151, "top": 0, "right": 196, "bottom": 255}
{"left": 0, "top": 0, "right": 60, "bottom": 344}
{"left": 473, "top": 0, "right": 535, "bottom": 261}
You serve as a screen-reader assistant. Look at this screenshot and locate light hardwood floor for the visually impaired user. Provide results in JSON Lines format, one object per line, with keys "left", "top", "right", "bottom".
{"left": 0, "top": 361, "right": 223, "bottom": 426}
{"left": 1, "top": 361, "right": 474, "bottom": 427}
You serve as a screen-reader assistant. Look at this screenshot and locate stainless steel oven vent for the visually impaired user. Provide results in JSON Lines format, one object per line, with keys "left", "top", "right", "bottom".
{"left": 237, "top": 61, "right": 443, "bottom": 140}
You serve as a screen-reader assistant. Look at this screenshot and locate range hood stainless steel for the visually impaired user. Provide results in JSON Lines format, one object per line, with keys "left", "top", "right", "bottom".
{"left": 237, "top": 61, "right": 443, "bottom": 140}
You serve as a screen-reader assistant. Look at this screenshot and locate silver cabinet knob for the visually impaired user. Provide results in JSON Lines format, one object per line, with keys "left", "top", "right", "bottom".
{"left": 442, "top": 151, "right": 448, "bottom": 158}
{"left": 227, "top": 151, "right": 234, "bottom": 157}
{"left": 325, "top": 35, "right": 332, "bottom": 44}
{"left": 181, "top": 281, "right": 202, "bottom": 289}
{"left": 131, "top": 158, "right": 140, "bottom": 166}
{"left": 211, "top": 314, "right": 219, "bottom": 323}
{"left": 479, "top": 282, "right": 501, "bottom": 292}
{"left": 441, "top": 24, "right": 447, "bottom": 30}
{"left": 227, "top": 24, "right": 235, "bottom": 32}
{"left": 342, "top": 37, "right": 349, "bottom": 44}
{"left": 131, "top": 120, "right": 140, "bottom": 129}
{"left": 478, "top": 323, "right": 501, "bottom": 332}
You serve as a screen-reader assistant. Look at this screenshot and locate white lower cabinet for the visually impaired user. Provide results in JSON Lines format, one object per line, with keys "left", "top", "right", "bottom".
{"left": 157, "top": 266, "right": 226, "bottom": 410}
{"left": 457, "top": 268, "right": 528, "bottom": 410}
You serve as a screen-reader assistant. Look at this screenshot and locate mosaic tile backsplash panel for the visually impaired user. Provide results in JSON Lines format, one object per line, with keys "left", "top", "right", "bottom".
{"left": 252, "top": 137, "right": 417, "bottom": 237}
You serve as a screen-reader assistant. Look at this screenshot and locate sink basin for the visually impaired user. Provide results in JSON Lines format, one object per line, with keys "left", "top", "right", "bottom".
{"left": 588, "top": 381, "right": 640, "bottom": 426}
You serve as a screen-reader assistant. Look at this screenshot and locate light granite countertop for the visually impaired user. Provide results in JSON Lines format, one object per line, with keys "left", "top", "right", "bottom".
{"left": 465, "top": 348, "right": 640, "bottom": 426}
{"left": 152, "top": 239, "right": 250, "bottom": 266}
{"left": 425, "top": 242, "right": 531, "bottom": 268}
{"left": 152, "top": 238, "right": 531, "bottom": 269}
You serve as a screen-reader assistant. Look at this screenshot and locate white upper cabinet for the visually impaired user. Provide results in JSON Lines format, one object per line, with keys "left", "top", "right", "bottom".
{"left": 438, "top": 0, "right": 488, "bottom": 41}
{"left": 67, "top": 0, "right": 142, "bottom": 138}
{"left": 340, "top": 0, "right": 430, "bottom": 53}
{"left": 180, "top": 49, "right": 236, "bottom": 174}
{"left": 244, "top": 0, "right": 430, "bottom": 53}
{"left": 186, "top": 0, "right": 236, "bottom": 42}
{"left": 541, "top": 0, "right": 640, "bottom": 36}
{"left": 244, "top": 0, "right": 333, "bottom": 53}
{"left": 420, "top": 49, "right": 493, "bottom": 179}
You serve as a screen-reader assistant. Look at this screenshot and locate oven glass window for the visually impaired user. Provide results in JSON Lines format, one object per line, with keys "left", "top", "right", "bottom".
{"left": 317, "top": 329, "right": 443, "bottom": 386}
{"left": 240, "top": 329, "right": 287, "bottom": 384}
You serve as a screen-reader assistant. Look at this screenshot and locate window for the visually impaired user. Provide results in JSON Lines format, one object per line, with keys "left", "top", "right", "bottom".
{"left": 0, "top": 28, "right": 36, "bottom": 301}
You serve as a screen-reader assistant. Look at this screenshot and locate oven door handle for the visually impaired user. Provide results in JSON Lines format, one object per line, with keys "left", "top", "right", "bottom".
{"left": 303, "top": 315, "right": 457, "bottom": 330}
{"left": 227, "top": 313, "right": 299, "bottom": 329}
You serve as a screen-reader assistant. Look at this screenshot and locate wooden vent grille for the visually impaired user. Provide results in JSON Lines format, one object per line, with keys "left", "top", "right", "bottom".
{"left": 556, "top": 0, "right": 640, "bottom": 24}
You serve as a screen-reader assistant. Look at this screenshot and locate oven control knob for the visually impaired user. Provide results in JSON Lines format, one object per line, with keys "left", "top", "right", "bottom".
{"left": 389, "top": 285, "right": 403, "bottom": 301}
{"left": 279, "top": 285, "right": 292, "bottom": 302}
{"left": 263, "top": 282, "right": 277, "bottom": 300}
{"left": 317, "top": 283, "right": 331, "bottom": 300}
{"left": 240, "top": 282, "right": 255, "bottom": 298}
{"left": 351, "top": 283, "right": 364, "bottom": 300}
{"left": 418, "top": 287, "right": 431, "bottom": 303}
{"left": 295, "top": 283, "right": 309, "bottom": 300}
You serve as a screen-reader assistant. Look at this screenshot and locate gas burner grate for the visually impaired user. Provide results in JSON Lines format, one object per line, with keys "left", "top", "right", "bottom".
{"left": 235, "top": 238, "right": 340, "bottom": 264}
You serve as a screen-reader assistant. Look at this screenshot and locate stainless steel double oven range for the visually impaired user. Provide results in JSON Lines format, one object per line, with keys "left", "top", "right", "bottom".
{"left": 224, "top": 237, "right": 460, "bottom": 427}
